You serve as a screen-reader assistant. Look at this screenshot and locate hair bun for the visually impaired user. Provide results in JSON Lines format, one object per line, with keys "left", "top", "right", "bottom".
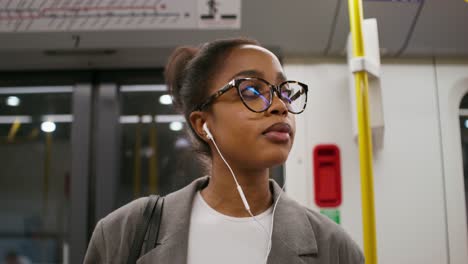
{"left": 165, "top": 46, "right": 199, "bottom": 111}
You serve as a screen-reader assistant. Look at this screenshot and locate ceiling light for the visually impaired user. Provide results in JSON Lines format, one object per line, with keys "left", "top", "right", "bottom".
{"left": 159, "top": 94, "right": 173, "bottom": 105}
{"left": 141, "top": 115, "right": 153, "bottom": 123}
{"left": 175, "top": 138, "right": 190, "bottom": 149}
{"left": 120, "top": 85, "right": 167, "bottom": 92}
{"left": 120, "top": 115, "right": 140, "bottom": 124}
{"left": 155, "top": 115, "right": 185, "bottom": 123}
{"left": 41, "top": 114, "right": 73, "bottom": 123}
{"left": 0, "top": 116, "right": 32, "bottom": 124}
{"left": 41, "top": 121, "right": 56, "bottom": 133}
{"left": 6, "top": 96, "right": 20, "bottom": 106}
{"left": 169, "top": 121, "right": 183, "bottom": 131}
{"left": 120, "top": 115, "right": 185, "bottom": 124}
{"left": 0, "top": 86, "right": 73, "bottom": 94}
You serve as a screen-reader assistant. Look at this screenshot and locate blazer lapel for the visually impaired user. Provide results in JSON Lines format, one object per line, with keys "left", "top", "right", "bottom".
{"left": 267, "top": 180, "right": 319, "bottom": 264}
{"left": 137, "top": 177, "right": 209, "bottom": 264}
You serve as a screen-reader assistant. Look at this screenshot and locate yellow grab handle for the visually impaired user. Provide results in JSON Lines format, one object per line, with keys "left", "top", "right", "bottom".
{"left": 348, "top": 0, "right": 378, "bottom": 263}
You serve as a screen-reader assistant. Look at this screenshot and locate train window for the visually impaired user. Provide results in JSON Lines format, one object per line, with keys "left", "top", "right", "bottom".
{"left": 458, "top": 94, "right": 468, "bottom": 228}
{"left": 0, "top": 86, "right": 74, "bottom": 263}
{"left": 117, "top": 84, "right": 204, "bottom": 205}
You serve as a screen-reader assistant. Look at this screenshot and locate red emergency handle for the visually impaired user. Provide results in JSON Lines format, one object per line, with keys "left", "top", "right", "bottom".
{"left": 313, "top": 144, "right": 342, "bottom": 207}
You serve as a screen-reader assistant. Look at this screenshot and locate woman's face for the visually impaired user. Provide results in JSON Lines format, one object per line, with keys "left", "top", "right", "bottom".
{"left": 204, "top": 44, "right": 296, "bottom": 170}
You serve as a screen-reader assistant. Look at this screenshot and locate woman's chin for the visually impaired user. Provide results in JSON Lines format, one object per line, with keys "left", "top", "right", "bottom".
{"left": 259, "top": 150, "right": 290, "bottom": 168}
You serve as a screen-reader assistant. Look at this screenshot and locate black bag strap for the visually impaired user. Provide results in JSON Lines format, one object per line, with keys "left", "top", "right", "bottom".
{"left": 127, "top": 195, "right": 159, "bottom": 264}
{"left": 145, "top": 196, "right": 164, "bottom": 253}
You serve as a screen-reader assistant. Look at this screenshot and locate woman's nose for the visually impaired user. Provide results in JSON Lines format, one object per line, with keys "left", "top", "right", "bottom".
{"left": 267, "top": 91, "right": 288, "bottom": 116}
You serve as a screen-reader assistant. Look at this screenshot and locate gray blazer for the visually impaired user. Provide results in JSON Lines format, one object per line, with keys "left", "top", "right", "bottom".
{"left": 84, "top": 177, "right": 364, "bottom": 264}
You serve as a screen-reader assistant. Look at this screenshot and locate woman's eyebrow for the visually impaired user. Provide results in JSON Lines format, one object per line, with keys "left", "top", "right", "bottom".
{"left": 230, "top": 70, "right": 287, "bottom": 82}
{"left": 230, "top": 69, "right": 264, "bottom": 80}
{"left": 277, "top": 72, "right": 287, "bottom": 82}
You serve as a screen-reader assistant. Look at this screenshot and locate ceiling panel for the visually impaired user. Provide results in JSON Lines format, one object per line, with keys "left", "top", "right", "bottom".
{"left": 0, "top": 1, "right": 338, "bottom": 52}
{"left": 1, "top": 0, "right": 467, "bottom": 70}
{"left": 403, "top": 0, "right": 468, "bottom": 56}
{"left": 0, "top": 48, "right": 173, "bottom": 70}
{"left": 326, "top": 0, "right": 421, "bottom": 56}
{"left": 241, "top": 1, "right": 339, "bottom": 55}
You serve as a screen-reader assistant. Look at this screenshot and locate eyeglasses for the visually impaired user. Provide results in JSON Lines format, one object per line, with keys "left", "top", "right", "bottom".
{"left": 194, "top": 77, "right": 308, "bottom": 114}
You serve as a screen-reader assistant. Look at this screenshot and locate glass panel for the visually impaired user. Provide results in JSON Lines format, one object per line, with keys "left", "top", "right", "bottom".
{"left": 118, "top": 85, "right": 204, "bottom": 206}
{"left": 0, "top": 87, "right": 73, "bottom": 263}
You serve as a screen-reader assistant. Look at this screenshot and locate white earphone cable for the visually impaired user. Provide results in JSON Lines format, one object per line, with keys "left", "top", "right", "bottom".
{"left": 205, "top": 124, "right": 285, "bottom": 264}
{"left": 209, "top": 135, "right": 270, "bottom": 239}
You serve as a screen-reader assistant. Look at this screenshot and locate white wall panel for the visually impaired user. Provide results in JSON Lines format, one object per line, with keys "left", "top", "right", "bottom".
{"left": 376, "top": 60, "right": 447, "bottom": 264}
{"left": 284, "top": 58, "right": 363, "bottom": 249}
{"left": 283, "top": 57, "right": 465, "bottom": 264}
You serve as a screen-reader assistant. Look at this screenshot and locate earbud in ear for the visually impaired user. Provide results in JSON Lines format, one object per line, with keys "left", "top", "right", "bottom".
{"left": 202, "top": 123, "right": 213, "bottom": 140}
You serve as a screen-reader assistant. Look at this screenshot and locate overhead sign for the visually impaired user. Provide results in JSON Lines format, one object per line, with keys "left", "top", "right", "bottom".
{"left": 197, "top": 0, "right": 241, "bottom": 29}
{"left": 0, "top": 0, "right": 241, "bottom": 32}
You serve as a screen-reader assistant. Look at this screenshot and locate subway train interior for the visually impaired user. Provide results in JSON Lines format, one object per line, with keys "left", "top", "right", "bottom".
{"left": 1, "top": 0, "right": 468, "bottom": 263}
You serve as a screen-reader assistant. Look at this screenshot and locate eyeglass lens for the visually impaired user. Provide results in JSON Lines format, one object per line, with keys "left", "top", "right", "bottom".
{"left": 238, "top": 79, "right": 306, "bottom": 113}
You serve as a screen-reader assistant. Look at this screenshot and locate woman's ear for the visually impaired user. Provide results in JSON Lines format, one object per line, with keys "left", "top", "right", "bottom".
{"left": 189, "top": 111, "right": 209, "bottom": 142}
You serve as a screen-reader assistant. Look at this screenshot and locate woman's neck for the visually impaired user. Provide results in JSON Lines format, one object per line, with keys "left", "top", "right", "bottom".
{"left": 200, "top": 156, "right": 273, "bottom": 217}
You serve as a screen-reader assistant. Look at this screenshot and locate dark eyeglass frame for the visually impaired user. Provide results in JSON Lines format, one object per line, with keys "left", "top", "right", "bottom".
{"left": 193, "top": 77, "right": 308, "bottom": 114}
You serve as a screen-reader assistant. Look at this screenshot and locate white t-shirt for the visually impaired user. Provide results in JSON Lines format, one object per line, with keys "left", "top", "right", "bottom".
{"left": 187, "top": 191, "right": 273, "bottom": 264}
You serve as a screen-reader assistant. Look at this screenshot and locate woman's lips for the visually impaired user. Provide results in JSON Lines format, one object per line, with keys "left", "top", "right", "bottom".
{"left": 262, "top": 122, "right": 291, "bottom": 143}
{"left": 263, "top": 131, "right": 290, "bottom": 142}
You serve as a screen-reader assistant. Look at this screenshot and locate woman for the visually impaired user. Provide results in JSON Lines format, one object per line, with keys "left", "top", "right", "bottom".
{"left": 84, "top": 38, "right": 364, "bottom": 264}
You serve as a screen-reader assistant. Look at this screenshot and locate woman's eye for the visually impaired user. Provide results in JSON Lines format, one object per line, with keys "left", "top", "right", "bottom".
{"left": 241, "top": 86, "right": 261, "bottom": 100}
{"left": 281, "top": 89, "right": 292, "bottom": 98}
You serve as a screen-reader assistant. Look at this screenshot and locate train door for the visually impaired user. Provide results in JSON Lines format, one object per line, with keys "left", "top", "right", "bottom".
{"left": 0, "top": 69, "right": 286, "bottom": 264}
{"left": 436, "top": 61, "right": 468, "bottom": 264}
{"left": 0, "top": 72, "right": 93, "bottom": 264}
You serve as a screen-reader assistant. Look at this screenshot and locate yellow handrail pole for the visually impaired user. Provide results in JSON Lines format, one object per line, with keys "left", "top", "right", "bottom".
{"left": 134, "top": 119, "right": 142, "bottom": 198}
{"left": 7, "top": 119, "right": 21, "bottom": 142}
{"left": 348, "top": 0, "right": 378, "bottom": 263}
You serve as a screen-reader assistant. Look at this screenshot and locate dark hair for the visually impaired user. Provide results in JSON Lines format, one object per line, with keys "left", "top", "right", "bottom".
{"left": 165, "top": 37, "right": 260, "bottom": 163}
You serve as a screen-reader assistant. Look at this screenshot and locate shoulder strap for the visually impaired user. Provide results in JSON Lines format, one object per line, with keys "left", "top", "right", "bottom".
{"left": 127, "top": 195, "right": 159, "bottom": 264}
{"left": 144, "top": 196, "right": 165, "bottom": 253}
